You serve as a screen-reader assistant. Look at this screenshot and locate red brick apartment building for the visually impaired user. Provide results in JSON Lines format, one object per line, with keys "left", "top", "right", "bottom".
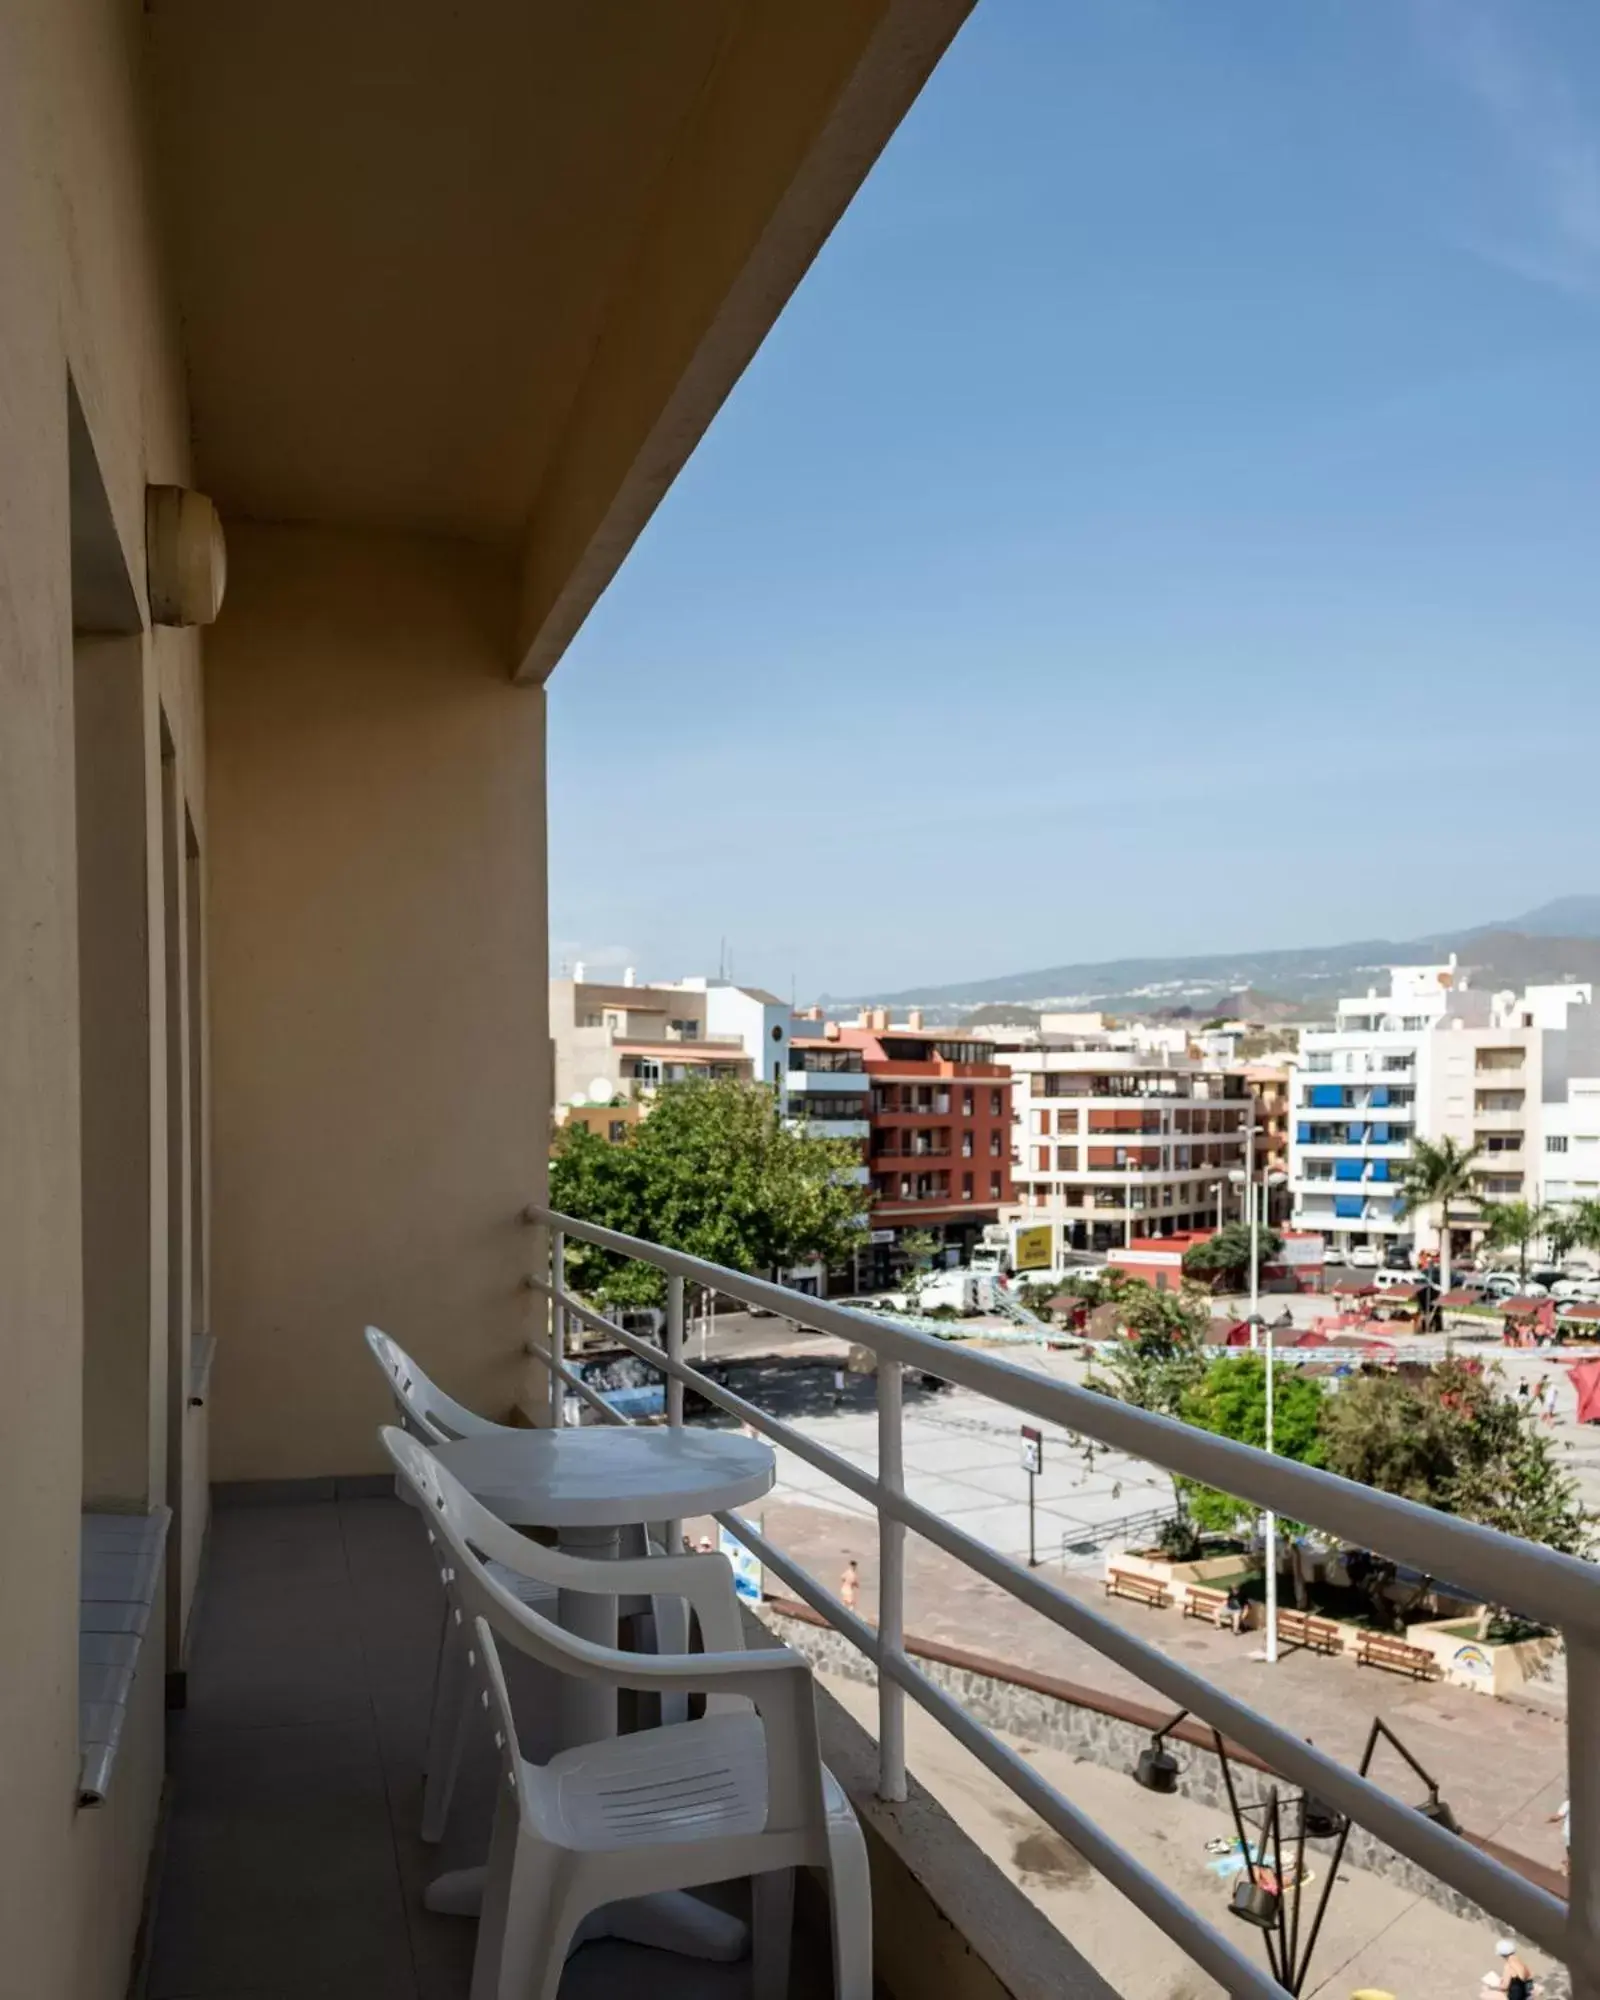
{"left": 804, "top": 1010, "right": 1013, "bottom": 1286}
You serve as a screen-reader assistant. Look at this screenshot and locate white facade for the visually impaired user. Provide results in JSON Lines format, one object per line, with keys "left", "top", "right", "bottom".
{"left": 1540, "top": 1077, "right": 1600, "bottom": 1207}
{"left": 999, "top": 1044, "right": 1250, "bottom": 1261}
{"left": 1289, "top": 964, "right": 1600, "bottom": 1253}
{"left": 550, "top": 974, "right": 793, "bottom": 1116}
{"left": 684, "top": 980, "right": 795, "bottom": 1105}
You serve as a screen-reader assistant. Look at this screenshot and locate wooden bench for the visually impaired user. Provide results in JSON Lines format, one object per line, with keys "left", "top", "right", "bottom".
{"left": 1105, "top": 1568, "right": 1171, "bottom": 1610}
{"left": 1182, "top": 1585, "right": 1230, "bottom": 1624}
{"left": 1355, "top": 1630, "right": 1439, "bottom": 1680}
{"left": 1276, "top": 1608, "right": 1341, "bottom": 1655}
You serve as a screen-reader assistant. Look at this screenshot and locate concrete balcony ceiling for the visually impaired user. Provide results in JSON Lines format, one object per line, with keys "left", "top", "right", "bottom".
{"left": 148, "top": 0, "right": 974, "bottom": 680}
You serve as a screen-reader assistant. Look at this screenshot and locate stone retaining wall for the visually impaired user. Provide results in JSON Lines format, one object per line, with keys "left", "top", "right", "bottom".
{"left": 757, "top": 1602, "right": 1570, "bottom": 1996}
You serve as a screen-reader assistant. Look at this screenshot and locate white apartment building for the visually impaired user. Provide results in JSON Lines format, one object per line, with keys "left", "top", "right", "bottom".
{"left": 1289, "top": 963, "right": 1600, "bottom": 1256}
{"left": 550, "top": 970, "right": 791, "bottom": 1117}
{"left": 1540, "top": 1078, "right": 1600, "bottom": 1208}
{"left": 1002, "top": 1040, "right": 1250, "bottom": 1261}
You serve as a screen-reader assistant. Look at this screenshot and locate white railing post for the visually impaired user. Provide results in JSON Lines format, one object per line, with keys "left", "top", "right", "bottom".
{"left": 877, "top": 1355, "right": 907, "bottom": 1803}
{"left": 666, "top": 1275, "right": 684, "bottom": 1430}
{"left": 1569, "top": 1637, "right": 1600, "bottom": 2000}
{"left": 523, "top": 1204, "right": 1596, "bottom": 1973}
{"left": 550, "top": 1229, "right": 566, "bottom": 1428}
{"left": 664, "top": 1274, "right": 685, "bottom": 1555}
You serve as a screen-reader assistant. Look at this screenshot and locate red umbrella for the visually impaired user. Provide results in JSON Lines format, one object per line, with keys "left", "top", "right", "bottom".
{"left": 1573, "top": 1358, "right": 1600, "bottom": 1426}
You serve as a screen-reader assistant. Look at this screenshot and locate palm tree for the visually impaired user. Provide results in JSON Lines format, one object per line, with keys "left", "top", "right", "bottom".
{"left": 1546, "top": 1206, "right": 1579, "bottom": 1266}
{"left": 1480, "top": 1199, "right": 1553, "bottom": 1281}
{"left": 1395, "top": 1135, "right": 1481, "bottom": 1301}
{"left": 1565, "top": 1196, "right": 1600, "bottom": 1262}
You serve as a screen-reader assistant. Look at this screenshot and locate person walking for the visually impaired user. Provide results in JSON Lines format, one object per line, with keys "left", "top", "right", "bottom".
{"left": 1549, "top": 1797, "right": 1569, "bottom": 1875}
{"left": 840, "top": 1558, "right": 860, "bottom": 1615}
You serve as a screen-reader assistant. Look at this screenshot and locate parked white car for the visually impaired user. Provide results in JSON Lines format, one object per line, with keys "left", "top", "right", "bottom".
{"left": 1373, "top": 1268, "right": 1419, "bottom": 1291}
{"left": 1347, "top": 1245, "right": 1381, "bottom": 1268}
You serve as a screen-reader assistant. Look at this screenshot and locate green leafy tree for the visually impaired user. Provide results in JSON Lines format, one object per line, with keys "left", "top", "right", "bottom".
{"left": 549, "top": 1078, "right": 868, "bottom": 1305}
{"left": 897, "top": 1229, "right": 940, "bottom": 1294}
{"left": 1181, "top": 1220, "right": 1283, "bottom": 1292}
{"left": 1395, "top": 1135, "right": 1481, "bottom": 1298}
{"left": 1087, "top": 1284, "right": 1209, "bottom": 1417}
{"left": 1051, "top": 1267, "right": 1140, "bottom": 1311}
{"left": 1176, "top": 1354, "right": 1327, "bottom": 1538}
{"left": 1320, "top": 1359, "right": 1592, "bottom": 1557}
{"left": 1480, "top": 1199, "right": 1552, "bottom": 1281}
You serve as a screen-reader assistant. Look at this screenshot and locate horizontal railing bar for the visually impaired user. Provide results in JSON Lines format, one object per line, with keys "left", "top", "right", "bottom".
{"left": 712, "top": 1511, "right": 1274, "bottom": 1995}
{"left": 527, "top": 1205, "right": 1600, "bottom": 1637}
{"left": 532, "top": 1263, "right": 1570, "bottom": 1951}
{"left": 715, "top": 1510, "right": 882, "bottom": 1664}
{"left": 529, "top": 1276, "right": 889, "bottom": 1512}
{"left": 530, "top": 1342, "right": 632, "bottom": 1427}
{"left": 877, "top": 1477, "right": 1568, "bottom": 1952}
{"left": 528, "top": 1275, "right": 652, "bottom": 1352}
{"left": 887, "top": 1656, "right": 1285, "bottom": 2000}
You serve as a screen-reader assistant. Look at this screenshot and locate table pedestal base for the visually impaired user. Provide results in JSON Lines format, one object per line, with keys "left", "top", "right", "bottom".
{"left": 424, "top": 1867, "right": 747, "bottom": 1960}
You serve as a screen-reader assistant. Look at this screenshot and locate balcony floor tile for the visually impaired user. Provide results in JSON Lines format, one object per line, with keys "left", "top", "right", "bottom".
{"left": 148, "top": 1493, "right": 821, "bottom": 2000}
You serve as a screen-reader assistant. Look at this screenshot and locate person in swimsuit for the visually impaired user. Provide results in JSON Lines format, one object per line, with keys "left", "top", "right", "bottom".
{"left": 1492, "top": 1938, "right": 1534, "bottom": 1999}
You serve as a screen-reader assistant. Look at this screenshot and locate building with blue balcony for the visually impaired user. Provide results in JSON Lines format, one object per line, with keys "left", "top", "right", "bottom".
{"left": 1288, "top": 966, "right": 1448, "bottom": 1255}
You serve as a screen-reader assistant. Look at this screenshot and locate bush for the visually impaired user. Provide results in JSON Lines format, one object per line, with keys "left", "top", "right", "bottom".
{"left": 1154, "top": 1515, "right": 1205, "bottom": 1563}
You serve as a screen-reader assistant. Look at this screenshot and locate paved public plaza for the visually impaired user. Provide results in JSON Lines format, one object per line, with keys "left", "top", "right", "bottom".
{"left": 692, "top": 1308, "right": 1591, "bottom": 1890}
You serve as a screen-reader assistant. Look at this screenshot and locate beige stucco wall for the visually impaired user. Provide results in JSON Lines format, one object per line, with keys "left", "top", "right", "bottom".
{"left": 207, "top": 525, "right": 548, "bottom": 1480}
{"left": 0, "top": 3, "right": 207, "bottom": 1995}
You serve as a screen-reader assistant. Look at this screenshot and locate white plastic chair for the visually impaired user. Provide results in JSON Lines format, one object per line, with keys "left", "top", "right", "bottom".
{"left": 364, "top": 1328, "right": 685, "bottom": 1841}
{"left": 380, "top": 1427, "right": 871, "bottom": 2000}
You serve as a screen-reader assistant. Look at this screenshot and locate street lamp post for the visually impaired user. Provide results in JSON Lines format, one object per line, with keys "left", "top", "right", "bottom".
{"left": 1257, "top": 1152, "right": 1279, "bottom": 1667}
{"left": 1233, "top": 1120, "right": 1278, "bottom": 1666}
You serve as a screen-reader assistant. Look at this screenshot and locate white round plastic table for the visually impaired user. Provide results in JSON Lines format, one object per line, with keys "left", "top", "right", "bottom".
{"left": 431, "top": 1424, "right": 774, "bottom": 1532}
{"left": 432, "top": 1426, "right": 774, "bottom": 1746}
{"left": 424, "top": 1426, "right": 776, "bottom": 1959}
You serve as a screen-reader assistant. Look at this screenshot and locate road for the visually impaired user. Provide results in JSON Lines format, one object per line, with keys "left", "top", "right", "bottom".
{"left": 688, "top": 1301, "right": 1600, "bottom": 1518}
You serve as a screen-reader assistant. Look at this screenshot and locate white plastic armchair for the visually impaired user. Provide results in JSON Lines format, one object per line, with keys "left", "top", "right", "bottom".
{"left": 365, "top": 1325, "right": 504, "bottom": 1444}
{"left": 380, "top": 1429, "right": 870, "bottom": 2000}
{"left": 364, "top": 1336, "right": 683, "bottom": 1841}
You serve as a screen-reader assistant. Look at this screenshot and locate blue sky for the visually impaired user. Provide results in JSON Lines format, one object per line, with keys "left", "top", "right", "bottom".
{"left": 549, "top": 0, "right": 1600, "bottom": 1000}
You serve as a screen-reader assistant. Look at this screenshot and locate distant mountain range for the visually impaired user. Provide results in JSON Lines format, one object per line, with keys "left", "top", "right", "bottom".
{"left": 824, "top": 899, "right": 1600, "bottom": 1024}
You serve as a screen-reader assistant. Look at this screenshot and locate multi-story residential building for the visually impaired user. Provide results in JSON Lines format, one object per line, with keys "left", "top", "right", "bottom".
{"left": 1540, "top": 1078, "right": 1600, "bottom": 1209}
{"left": 1290, "top": 964, "right": 1480, "bottom": 1256}
{"left": 550, "top": 971, "right": 795, "bottom": 1123}
{"left": 1244, "top": 1061, "right": 1294, "bottom": 1224}
{"left": 1289, "top": 965, "right": 1600, "bottom": 1257}
{"left": 814, "top": 1012, "right": 1012, "bottom": 1282}
{"left": 1003, "top": 1044, "right": 1251, "bottom": 1258}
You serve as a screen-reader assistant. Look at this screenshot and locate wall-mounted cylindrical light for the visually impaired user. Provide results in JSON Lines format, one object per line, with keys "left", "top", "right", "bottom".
{"left": 146, "top": 484, "right": 227, "bottom": 626}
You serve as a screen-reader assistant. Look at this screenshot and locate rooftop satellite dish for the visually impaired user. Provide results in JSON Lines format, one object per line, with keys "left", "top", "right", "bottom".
{"left": 588, "top": 1078, "right": 614, "bottom": 1104}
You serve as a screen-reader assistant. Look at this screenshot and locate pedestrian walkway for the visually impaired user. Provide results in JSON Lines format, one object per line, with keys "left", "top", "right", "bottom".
{"left": 714, "top": 1493, "right": 1570, "bottom": 1874}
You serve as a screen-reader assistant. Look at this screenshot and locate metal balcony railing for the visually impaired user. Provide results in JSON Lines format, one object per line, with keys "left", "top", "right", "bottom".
{"left": 522, "top": 1203, "right": 1598, "bottom": 2000}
